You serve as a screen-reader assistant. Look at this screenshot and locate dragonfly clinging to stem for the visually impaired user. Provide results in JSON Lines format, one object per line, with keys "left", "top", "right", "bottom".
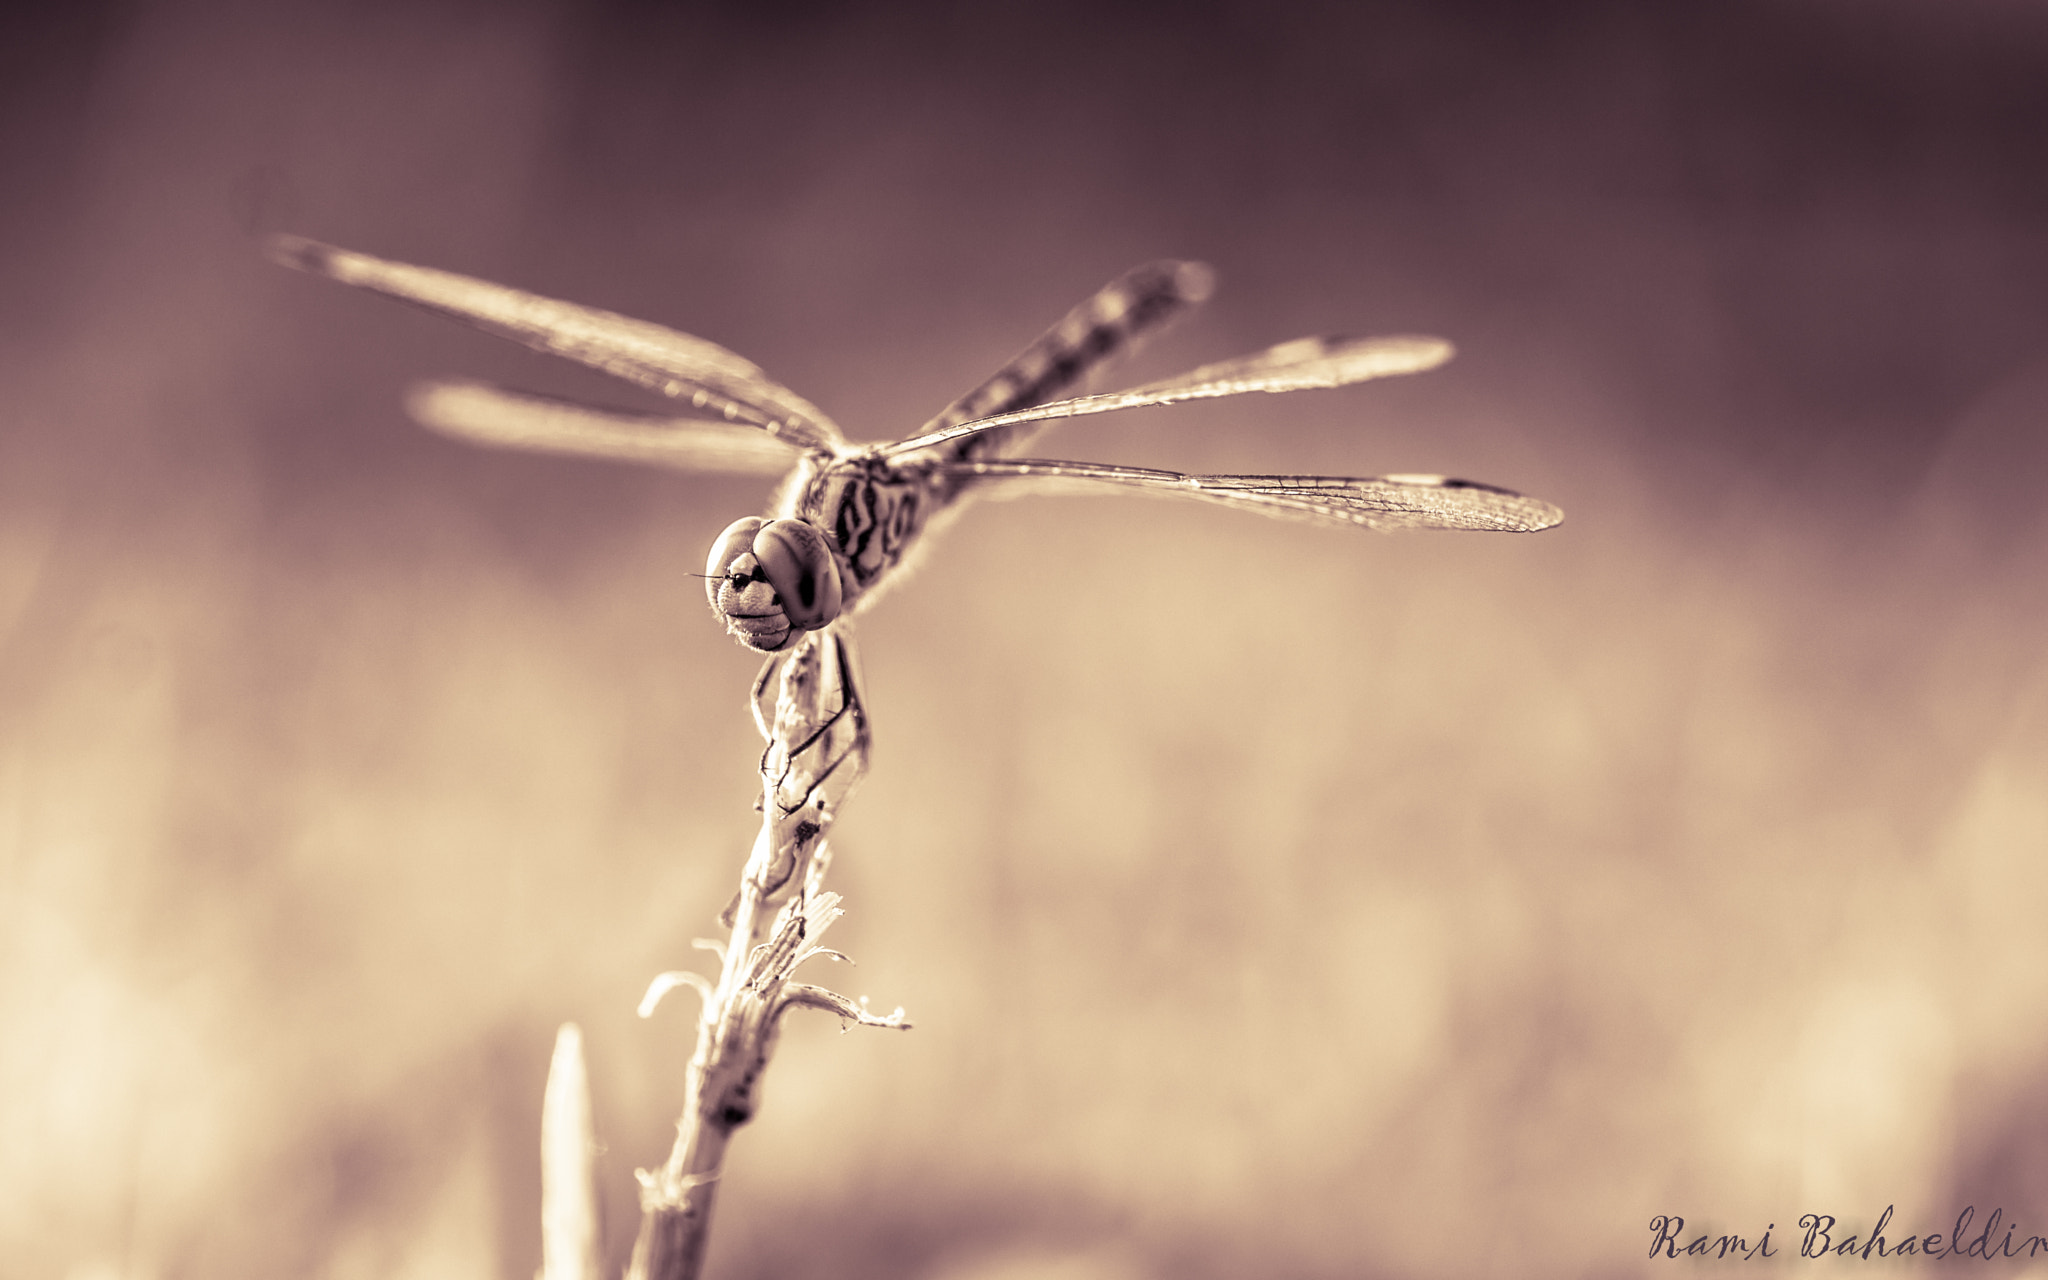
{"left": 269, "top": 237, "right": 1560, "bottom": 647}
{"left": 269, "top": 238, "right": 1561, "bottom": 823}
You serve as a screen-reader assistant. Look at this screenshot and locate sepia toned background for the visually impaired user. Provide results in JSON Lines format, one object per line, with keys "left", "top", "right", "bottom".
{"left": 5, "top": 1, "right": 2048, "bottom": 1276}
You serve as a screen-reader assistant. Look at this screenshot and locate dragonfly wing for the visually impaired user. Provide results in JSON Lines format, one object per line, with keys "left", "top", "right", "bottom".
{"left": 942, "top": 459, "right": 1564, "bottom": 533}
{"left": 1120, "top": 333, "right": 1453, "bottom": 398}
{"left": 269, "top": 235, "right": 844, "bottom": 451}
{"left": 406, "top": 379, "right": 803, "bottom": 475}
{"left": 914, "top": 260, "right": 1215, "bottom": 457}
{"left": 885, "top": 333, "right": 1455, "bottom": 457}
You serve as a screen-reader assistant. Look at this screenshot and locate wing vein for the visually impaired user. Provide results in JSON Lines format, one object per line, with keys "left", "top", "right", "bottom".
{"left": 887, "top": 334, "right": 1453, "bottom": 458}
{"left": 269, "top": 235, "right": 844, "bottom": 451}
{"left": 939, "top": 458, "right": 1563, "bottom": 532}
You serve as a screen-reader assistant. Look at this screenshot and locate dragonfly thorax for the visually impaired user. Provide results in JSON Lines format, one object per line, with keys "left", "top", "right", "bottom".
{"left": 804, "top": 452, "right": 944, "bottom": 589}
{"left": 706, "top": 517, "right": 844, "bottom": 653}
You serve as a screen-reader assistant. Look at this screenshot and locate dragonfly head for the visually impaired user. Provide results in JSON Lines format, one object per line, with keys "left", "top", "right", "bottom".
{"left": 706, "top": 517, "right": 844, "bottom": 652}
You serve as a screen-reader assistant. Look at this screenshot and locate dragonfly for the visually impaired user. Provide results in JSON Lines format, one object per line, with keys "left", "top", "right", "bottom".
{"left": 269, "top": 237, "right": 1561, "bottom": 839}
{"left": 269, "top": 238, "right": 1560, "bottom": 644}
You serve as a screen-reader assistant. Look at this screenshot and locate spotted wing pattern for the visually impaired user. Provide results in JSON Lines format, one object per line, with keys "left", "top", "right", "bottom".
{"left": 406, "top": 379, "right": 800, "bottom": 475}
{"left": 942, "top": 459, "right": 1563, "bottom": 532}
{"left": 885, "top": 334, "right": 1454, "bottom": 458}
{"left": 267, "top": 235, "right": 843, "bottom": 452}
{"left": 914, "top": 260, "right": 1216, "bottom": 459}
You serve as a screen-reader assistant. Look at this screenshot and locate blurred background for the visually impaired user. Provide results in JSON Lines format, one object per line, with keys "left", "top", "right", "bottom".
{"left": 5, "top": 1, "right": 2048, "bottom": 1276}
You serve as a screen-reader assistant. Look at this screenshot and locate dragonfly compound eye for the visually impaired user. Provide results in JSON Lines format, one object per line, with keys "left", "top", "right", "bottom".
{"left": 705, "top": 518, "right": 769, "bottom": 607}
{"left": 703, "top": 517, "right": 843, "bottom": 652}
{"left": 752, "top": 518, "right": 843, "bottom": 631}
{"left": 707, "top": 517, "right": 793, "bottom": 651}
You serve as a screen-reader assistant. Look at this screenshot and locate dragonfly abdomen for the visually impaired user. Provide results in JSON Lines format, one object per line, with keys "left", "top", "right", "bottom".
{"left": 920, "top": 260, "right": 1214, "bottom": 458}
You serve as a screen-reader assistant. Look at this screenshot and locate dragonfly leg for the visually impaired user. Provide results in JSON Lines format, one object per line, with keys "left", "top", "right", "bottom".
{"left": 743, "top": 629, "right": 872, "bottom": 904}
{"left": 817, "top": 629, "right": 872, "bottom": 804}
{"left": 749, "top": 653, "right": 779, "bottom": 741}
{"left": 758, "top": 629, "right": 870, "bottom": 819}
{"left": 786, "top": 628, "right": 869, "bottom": 815}
{"left": 752, "top": 647, "right": 840, "bottom": 797}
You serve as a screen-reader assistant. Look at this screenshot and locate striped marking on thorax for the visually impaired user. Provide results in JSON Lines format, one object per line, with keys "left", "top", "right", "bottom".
{"left": 800, "top": 454, "right": 940, "bottom": 599}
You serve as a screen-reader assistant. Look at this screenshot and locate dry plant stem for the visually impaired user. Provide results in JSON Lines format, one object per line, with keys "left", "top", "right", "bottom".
{"left": 626, "top": 845, "right": 768, "bottom": 1280}
{"left": 626, "top": 629, "right": 905, "bottom": 1280}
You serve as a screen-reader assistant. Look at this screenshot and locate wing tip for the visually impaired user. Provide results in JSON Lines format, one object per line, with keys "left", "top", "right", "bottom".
{"left": 263, "top": 231, "right": 337, "bottom": 275}
{"left": 1385, "top": 474, "right": 1565, "bottom": 532}
{"left": 1409, "top": 335, "right": 1456, "bottom": 370}
{"left": 402, "top": 379, "right": 514, "bottom": 449}
{"left": 1340, "top": 333, "right": 1456, "bottom": 374}
{"left": 401, "top": 377, "right": 471, "bottom": 427}
{"left": 1170, "top": 260, "right": 1217, "bottom": 304}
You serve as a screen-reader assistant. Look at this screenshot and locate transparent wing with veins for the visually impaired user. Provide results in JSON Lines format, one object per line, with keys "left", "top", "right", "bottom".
{"left": 406, "top": 379, "right": 801, "bottom": 475}
{"left": 941, "top": 460, "right": 1564, "bottom": 532}
{"left": 269, "top": 237, "right": 1561, "bottom": 532}
{"left": 886, "top": 334, "right": 1455, "bottom": 458}
{"left": 267, "top": 235, "right": 844, "bottom": 453}
{"left": 406, "top": 334, "right": 1464, "bottom": 485}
